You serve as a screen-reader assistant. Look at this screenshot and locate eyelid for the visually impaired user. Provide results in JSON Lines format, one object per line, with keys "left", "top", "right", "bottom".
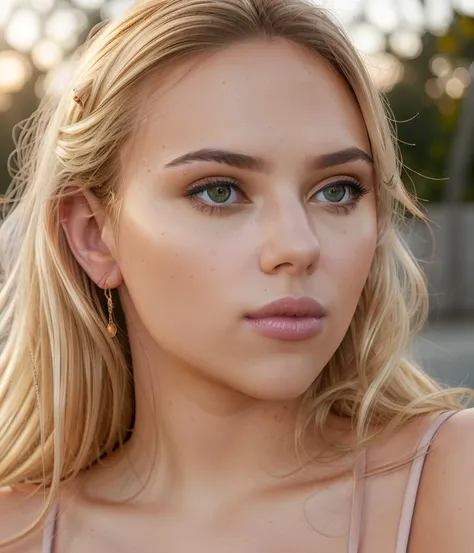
{"left": 316, "top": 175, "right": 362, "bottom": 188}
{"left": 309, "top": 176, "right": 363, "bottom": 196}
{"left": 186, "top": 176, "right": 241, "bottom": 194}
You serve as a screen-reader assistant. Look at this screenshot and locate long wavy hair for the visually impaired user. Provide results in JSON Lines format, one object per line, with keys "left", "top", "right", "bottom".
{"left": 0, "top": 0, "right": 470, "bottom": 546}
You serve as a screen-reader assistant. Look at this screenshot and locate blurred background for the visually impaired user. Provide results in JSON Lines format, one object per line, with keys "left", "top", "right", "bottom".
{"left": 0, "top": 0, "right": 473, "bottom": 386}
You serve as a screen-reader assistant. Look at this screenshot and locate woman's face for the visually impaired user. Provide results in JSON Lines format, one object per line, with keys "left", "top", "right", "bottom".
{"left": 108, "top": 38, "right": 377, "bottom": 400}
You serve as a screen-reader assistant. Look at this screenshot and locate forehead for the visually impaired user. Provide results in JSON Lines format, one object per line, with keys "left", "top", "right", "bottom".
{"left": 134, "top": 38, "right": 370, "bottom": 162}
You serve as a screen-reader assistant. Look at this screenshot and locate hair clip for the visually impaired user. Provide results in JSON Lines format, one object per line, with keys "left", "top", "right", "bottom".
{"left": 72, "top": 89, "right": 84, "bottom": 108}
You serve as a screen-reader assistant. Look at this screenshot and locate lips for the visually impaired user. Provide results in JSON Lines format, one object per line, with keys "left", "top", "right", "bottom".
{"left": 245, "top": 297, "right": 326, "bottom": 341}
{"left": 246, "top": 297, "right": 326, "bottom": 319}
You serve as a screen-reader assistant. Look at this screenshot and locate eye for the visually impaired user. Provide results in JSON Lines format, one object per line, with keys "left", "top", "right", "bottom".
{"left": 317, "top": 184, "right": 347, "bottom": 203}
{"left": 185, "top": 178, "right": 247, "bottom": 214}
{"left": 196, "top": 183, "right": 238, "bottom": 205}
{"left": 312, "top": 179, "right": 368, "bottom": 207}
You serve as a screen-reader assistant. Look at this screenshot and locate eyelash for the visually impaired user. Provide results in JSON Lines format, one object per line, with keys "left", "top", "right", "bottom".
{"left": 185, "top": 177, "right": 369, "bottom": 215}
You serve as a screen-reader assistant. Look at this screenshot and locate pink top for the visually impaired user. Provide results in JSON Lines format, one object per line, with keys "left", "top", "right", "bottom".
{"left": 42, "top": 410, "right": 458, "bottom": 553}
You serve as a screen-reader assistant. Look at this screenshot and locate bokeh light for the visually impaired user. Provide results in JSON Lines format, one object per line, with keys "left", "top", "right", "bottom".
{"left": 365, "top": 0, "right": 399, "bottom": 34}
{"left": 72, "top": 0, "right": 106, "bottom": 10}
{"left": 32, "top": 39, "right": 64, "bottom": 71}
{"left": 44, "top": 7, "right": 89, "bottom": 48}
{"left": 4, "top": 9, "right": 42, "bottom": 52}
{"left": 0, "top": 0, "right": 473, "bottom": 102}
{"left": 455, "top": 0, "right": 474, "bottom": 17}
{"left": 445, "top": 77, "right": 466, "bottom": 99}
{"left": 101, "top": 0, "right": 135, "bottom": 20}
{"left": 365, "top": 52, "right": 405, "bottom": 92}
{"left": 0, "top": 0, "right": 14, "bottom": 27}
{"left": 30, "top": 0, "right": 55, "bottom": 13}
{"left": 389, "top": 29, "right": 423, "bottom": 59}
{"left": 398, "top": 0, "right": 425, "bottom": 32}
{"left": 0, "top": 50, "right": 33, "bottom": 93}
{"left": 453, "top": 66, "right": 472, "bottom": 88}
{"left": 430, "top": 56, "right": 452, "bottom": 78}
{"left": 425, "top": 0, "right": 453, "bottom": 35}
{"left": 350, "top": 22, "right": 386, "bottom": 55}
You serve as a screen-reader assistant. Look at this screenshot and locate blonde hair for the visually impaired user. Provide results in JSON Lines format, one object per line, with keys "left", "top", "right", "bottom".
{"left": 0, "top": 0, "right": 470, "bottom": 545}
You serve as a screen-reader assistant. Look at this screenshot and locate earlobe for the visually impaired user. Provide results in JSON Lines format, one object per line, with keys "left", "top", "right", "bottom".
{"left": 60, "top": 187, "right": 123, "bottom": 289}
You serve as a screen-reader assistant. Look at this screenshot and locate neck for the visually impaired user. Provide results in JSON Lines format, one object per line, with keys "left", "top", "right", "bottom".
{"left": 124, "top": 351, "right": 307, "bottom": 507}
{"left": 81, "top": 310, "right": 352, "bottom": 511}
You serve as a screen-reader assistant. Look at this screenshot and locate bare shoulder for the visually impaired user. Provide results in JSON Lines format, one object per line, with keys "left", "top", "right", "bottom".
{"left": 0, "top": 485, "right": 45, "bottom": 552}
{"left": 409, "top": 408, "right": 474, "bottom": 553}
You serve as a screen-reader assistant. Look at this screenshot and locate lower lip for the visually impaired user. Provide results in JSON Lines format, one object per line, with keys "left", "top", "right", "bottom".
{"left": 245, "top": 316, "right": 324, "bottom": 341}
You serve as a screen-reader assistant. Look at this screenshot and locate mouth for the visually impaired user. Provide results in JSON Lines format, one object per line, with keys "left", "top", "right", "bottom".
{"left": 245, "top": 297, "right": 326, "bottom": 341}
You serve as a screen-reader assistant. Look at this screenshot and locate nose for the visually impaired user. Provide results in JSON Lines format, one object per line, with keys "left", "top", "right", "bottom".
{"left": 258, "top": 197, "right": 320, "bottom": 276}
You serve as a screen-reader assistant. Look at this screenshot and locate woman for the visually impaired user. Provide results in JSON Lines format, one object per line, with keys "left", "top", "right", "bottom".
{"left": 0, "top": 0, "right": 472, "bottom": 551}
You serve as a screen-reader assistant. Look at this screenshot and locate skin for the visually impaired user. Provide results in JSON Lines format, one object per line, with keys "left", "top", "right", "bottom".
{"left": 2, "top": 38, "right": 474, "bottom": 553}
{"left": 64, "top": 37, "right": 378, "bottom": 501}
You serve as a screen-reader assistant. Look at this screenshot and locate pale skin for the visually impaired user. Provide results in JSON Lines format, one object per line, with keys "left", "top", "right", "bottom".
{"left": 1, "top": 38, "right": 474, "bottom": 553}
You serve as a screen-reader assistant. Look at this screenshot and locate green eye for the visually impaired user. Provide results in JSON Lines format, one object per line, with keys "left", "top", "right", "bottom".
{"left": 312, "top": 179, "right": 368, "bottom": 211}
{"left": 206, "top": 186, "right": 232, "bottom": 203}
{"left": 321, "top": 185, "right": 347, "bottom": 203}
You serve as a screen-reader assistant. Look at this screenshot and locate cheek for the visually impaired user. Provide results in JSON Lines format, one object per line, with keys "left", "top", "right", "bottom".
{"left": 320, "top": 214, "right": 377, "bottom": 302}
{"left": 114, "top": 199, "right": 240, "bottom": 341}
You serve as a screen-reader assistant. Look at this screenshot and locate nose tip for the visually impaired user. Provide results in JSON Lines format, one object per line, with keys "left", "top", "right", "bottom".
{"left": 269, "top": 249, "right": 318, "bottom": 276}
{"left": 258, "top": 198, "right": 321, "bottom": 276}
{"left": 259, "top": 233, "right": 320, "bottom": 276}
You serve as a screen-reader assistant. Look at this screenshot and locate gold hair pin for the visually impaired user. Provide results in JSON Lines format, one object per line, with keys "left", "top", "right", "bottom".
{"left": 72, "top": 89, "right": 84, "bottom": 108}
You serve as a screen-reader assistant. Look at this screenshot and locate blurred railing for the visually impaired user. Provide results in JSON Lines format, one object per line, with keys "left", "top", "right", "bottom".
{"left": 405, "top": 204, "right": 474, "bottom": 317}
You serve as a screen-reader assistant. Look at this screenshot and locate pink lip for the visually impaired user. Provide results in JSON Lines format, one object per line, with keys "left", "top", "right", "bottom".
{"left": 245, "top": 297, "right": 326, "bottom": 341}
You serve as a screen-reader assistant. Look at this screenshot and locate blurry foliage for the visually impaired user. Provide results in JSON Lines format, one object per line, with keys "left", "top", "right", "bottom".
{"left": 0, "top": 7, "right": 473, "bottom": 202}
{"left": 385, "top": 12, "right": 474, "bottom": 202}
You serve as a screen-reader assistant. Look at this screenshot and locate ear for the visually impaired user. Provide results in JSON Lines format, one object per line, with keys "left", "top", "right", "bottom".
{"left": 59, "top": 187, "right": 123, "bottom": 289}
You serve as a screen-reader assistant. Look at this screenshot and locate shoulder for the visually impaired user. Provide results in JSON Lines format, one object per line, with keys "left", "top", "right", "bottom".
{"left": 0, "top": 485, "right": 45, "bottom": 552}
{"left": 409, "top": 408, "right": 474, "bottom": 553}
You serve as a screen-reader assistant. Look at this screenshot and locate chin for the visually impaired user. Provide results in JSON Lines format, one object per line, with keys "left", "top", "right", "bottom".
{"left": 236, "top": 363, "right": 321, "bottom": 402}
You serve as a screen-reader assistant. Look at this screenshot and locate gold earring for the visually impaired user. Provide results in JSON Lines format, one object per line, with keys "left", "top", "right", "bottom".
{"left": 104, "top": 288, "right": 117, "bottom": 338}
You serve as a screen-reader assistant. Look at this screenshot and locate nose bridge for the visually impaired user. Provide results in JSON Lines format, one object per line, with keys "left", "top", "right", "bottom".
{"left": 259, "top": 192, "right": 320, "bottom": 275}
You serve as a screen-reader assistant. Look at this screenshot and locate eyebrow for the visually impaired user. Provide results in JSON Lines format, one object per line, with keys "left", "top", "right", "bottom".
{"left": 164, "top": 148, "right": 268, "bottom": 171}
{"left": 163, "top": 146, "right": 373, "bottom": 171}
{"left": 311, "top": 147, "right": 373, "bottom": 169}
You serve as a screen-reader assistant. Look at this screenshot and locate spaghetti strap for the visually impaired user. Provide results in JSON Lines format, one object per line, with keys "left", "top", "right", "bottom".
{"left": 348, "top": 450, "right": 366, "bottom": 553}
{"left": 42, "top": 500, "right": 59, "bottom": 553}
{"left": 36, "top": 413, "right": 458, "bottom": 553}
{"left": 394, "top": 410, "right": 459, "bottom": 553}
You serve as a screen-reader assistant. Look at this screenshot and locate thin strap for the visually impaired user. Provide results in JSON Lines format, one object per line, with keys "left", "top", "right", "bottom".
{"left": 42, "top": 501, "right": 59, "bottom": 553}
{"left": 394, "top": 410, "right": 459, "bottom": 553}
{"left": 348, "top": 451, "right": 366, "bottom": 553}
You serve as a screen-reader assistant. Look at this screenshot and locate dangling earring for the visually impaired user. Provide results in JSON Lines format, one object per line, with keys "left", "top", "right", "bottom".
{"left": 104, "top": 287, "right": 118, "bottom": 338}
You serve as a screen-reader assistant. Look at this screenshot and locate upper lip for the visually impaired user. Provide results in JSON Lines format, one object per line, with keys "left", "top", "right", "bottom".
{"left": 246, "top": 297, "right": 326, "bottom": 319}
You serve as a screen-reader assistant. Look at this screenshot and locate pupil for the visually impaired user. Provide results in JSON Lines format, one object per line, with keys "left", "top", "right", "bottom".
{"left": 324, "top": 185, "right": 345, "bottom": 202}
{"left": 208, "top": 186, "right": 231, "bottom": 203}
